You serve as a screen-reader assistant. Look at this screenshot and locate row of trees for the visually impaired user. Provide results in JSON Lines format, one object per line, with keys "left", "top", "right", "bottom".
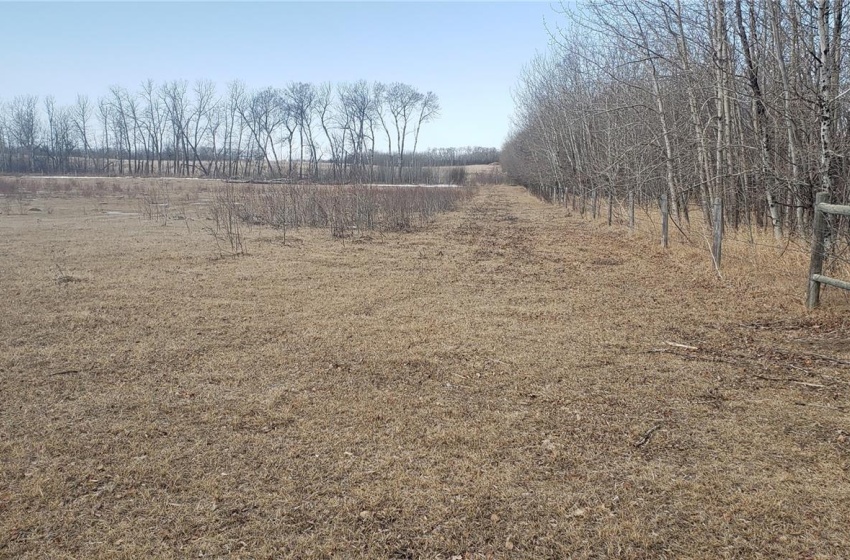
{"left": 0, "top": 80, "right": 445, "bottom": 183}
{"left": 402, "top": 146, "right": 500, "bottom": 167}
{"left": 503, "top": 0, "right": 850, "bottom": 236}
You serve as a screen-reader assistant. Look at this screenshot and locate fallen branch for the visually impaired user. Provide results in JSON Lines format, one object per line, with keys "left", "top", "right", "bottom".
{"left": 647, "top": 348, "right": 742, "bottom": 366}
{"left": 755, "top": 375, "right": 825, "bottom": 388}
{"left": 664, "top": 341, "right": 698, "bottom": 350}
{"left": 794, "top": 401, "right": 847, "bottom": 412}
{"left": 49, "top": 369, "right": 80, "bottom": 376}
{"left": 634, "top": 425, "right": 661, "bottom": 448}
{"left": 654, "top": 344, "right": 847, "bottom": 377}
{"left": 802, "top": 352, "right": 850, "bottom": 367}
{"left": 786, "top": 363, "right": 811, "bottom": 375}
{"left": 791, "top": 381, "right": 826, "bottom": 389}
{"left": 820, "top": 374, "right": 850, "bottom": 386}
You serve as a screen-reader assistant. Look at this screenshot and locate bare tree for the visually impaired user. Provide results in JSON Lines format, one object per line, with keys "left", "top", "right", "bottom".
{"left": 385, "top": 83, "right": 424, "bottom": 182}
{"left": 411, "top": 91, "right": 441, "bottom": 174}
{"left": 285, "top": 82, "right": 317, "bottom": 180}
{"left": 317, "top": 82, "right": 343, "bottom": 181}
{"left": 97, "top": 96, "right": 111, "bottom": 174}
{"left": 338, "top": 80, "right": 376, "bottom": 182}
{"left": 161, "top": 80, "right": 191, "bottom": 175}
{"left": 9, "top": 96, "right": 40, "bottom": 173}
{"left": 238, "top": 87, "right": 286, "bottom": 177}
{"left": 225, "top": 81, "right": 248, "bottom": 178}
{"left": 72, "top": 95, "right": 93, "bottom": 172}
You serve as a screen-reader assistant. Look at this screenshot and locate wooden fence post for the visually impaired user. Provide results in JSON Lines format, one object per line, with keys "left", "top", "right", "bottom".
{"left": 807, "top": 191, "right": 831, "bottom": 309}
{"left": 608, "top": 190, "right": 614, "bottom": 226}
{"left": 629, "top": 191, "right": 635, "bottom": 234}
{"left": 711, "top": 197, "right": 723, "bottom": 270}
{"left": 661, "top": 194, "right": 669, "bottom": 248}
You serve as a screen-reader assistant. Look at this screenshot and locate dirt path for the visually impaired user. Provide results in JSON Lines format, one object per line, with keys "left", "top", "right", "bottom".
{"left": 2, "top": 185, "right": 849, "bottom": 558}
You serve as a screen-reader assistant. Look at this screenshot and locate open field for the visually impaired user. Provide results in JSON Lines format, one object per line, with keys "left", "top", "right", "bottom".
{"left": 2, "top": 183, "right": 850, "bottom": 558}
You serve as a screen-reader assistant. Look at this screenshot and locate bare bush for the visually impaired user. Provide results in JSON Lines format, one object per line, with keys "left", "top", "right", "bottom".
{"left": 0, "top": 177, "right": 30, "bottom": 214}
{"left": 230, "top": 183, "right": 473, "bottom": 237}
{"left": 135, "top": 181, "right": 171, "bottom": 225}
{"left": 50, "top": 245, "right": 79, "bottom": 284}
{"left": 206, "top": 183, "right": 245, "bottom": 256}
{"left": 448, "top": 167, "right": 467, "bottom": 186}
{"left": 0, "top": 177, "right": 20, "bottom": 197}
{"left": 470, "top": 167, "right": 508, "bottom": 186}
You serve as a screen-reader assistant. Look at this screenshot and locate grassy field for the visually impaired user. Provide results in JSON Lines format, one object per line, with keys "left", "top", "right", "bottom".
{"left": 2, "top": 182, "right": 850, "bottom": 559}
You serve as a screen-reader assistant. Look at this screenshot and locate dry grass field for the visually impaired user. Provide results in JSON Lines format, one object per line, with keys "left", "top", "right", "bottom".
{"left": 2, "top": 181, "right": 850, "bottom": 559}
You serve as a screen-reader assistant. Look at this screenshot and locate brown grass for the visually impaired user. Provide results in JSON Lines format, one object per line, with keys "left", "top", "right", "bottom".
{"left": 2, "top": 184, "right": 850, "bottom": 559}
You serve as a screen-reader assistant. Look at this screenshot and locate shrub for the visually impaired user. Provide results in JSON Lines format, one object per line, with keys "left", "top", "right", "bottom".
{"left": 220, "top": 182, "right": 474, "bottom": 237}
{"left": 448, "top": 167, "right": 467, "bottom": 186}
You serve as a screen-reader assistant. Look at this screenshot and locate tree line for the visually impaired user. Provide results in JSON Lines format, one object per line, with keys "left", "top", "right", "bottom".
{"left": 503, "top": 0, "right": 850, "bottom": 237}
{"left": 0, "top": 80, "right": 454, "bottom": 183}
{"left": 400, "top": 146, "right": 500, "bottom": 167}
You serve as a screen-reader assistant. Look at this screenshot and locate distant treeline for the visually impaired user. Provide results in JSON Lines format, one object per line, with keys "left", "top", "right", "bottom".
{"left": 0, "top": 80, "right": 495, "bottom": 183}
{"left": 343, "top": 146, "right": 500, "bottom": 168}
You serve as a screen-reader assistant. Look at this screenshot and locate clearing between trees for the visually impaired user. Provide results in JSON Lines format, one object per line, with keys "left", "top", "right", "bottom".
{"left": 1, "top": 183, "right": 849, "bottom": 559}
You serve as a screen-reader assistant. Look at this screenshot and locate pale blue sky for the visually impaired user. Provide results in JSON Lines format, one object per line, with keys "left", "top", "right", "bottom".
{"left": 0, "top": 2, "right": 561, "bottom": 150}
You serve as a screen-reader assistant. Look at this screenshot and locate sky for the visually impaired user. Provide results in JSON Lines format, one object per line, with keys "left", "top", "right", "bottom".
{"left": 0, "top": 1, "right": 562, "bottom": 150}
